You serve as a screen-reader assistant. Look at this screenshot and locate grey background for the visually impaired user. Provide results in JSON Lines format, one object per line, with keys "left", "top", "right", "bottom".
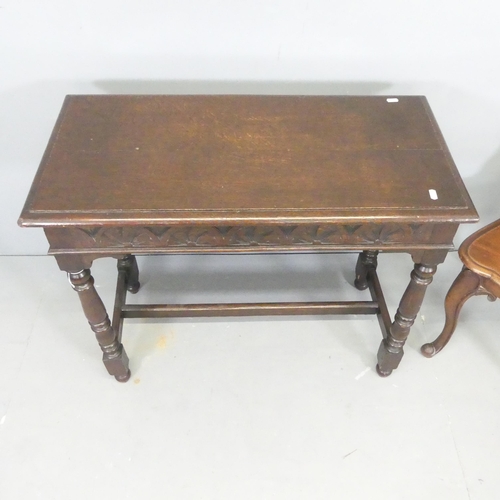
{"left": 2, "top": 5, "right": 500, "bottom": 498}
{"left": 2, "top": 0, "right": 499, "bottom": 254}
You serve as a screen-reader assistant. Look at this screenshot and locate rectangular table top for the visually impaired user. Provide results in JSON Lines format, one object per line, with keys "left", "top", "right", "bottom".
{"left": 19, "top": 95, "right": 478, "bottom": 227}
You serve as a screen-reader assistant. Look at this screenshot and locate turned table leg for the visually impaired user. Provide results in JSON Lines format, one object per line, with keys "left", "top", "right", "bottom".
{"left": 69, "top": 269, "right": 131, "bottom": 382}
{"left": 354, "top": 250, "right": 379, "bottom": 291}
{"left": 377, "top": 263, "right": 437, "bottom": 376}
{"left": 119, "top": 255, "right": 141, "bottom": 294}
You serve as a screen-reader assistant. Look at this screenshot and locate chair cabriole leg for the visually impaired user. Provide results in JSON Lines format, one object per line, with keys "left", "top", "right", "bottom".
{"left": 421, "top": 267, "right": 482, "bottom": 357}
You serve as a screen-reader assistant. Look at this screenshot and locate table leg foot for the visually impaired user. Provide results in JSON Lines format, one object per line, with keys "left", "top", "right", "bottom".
{"left": 120, "top": 255, "right": 140, "bottom": 294}
{"left": 101, "top": 339, "right": 130, "bottom": 381}
{"left": 376, "top": 364, "right": 392, "bottom": 377}
{"left": 377, "top": 335, "right": 404, "bottom": 375}
{"left": 115, "top": 369, "right": 131, "bottom": 383}
{"left": 354, "top": 251, "right": 378, "bottom": 291}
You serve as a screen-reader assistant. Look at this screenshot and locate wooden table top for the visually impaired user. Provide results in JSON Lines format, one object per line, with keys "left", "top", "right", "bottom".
{"left": 19, "top": 95, "right": 478, "bottom": 227}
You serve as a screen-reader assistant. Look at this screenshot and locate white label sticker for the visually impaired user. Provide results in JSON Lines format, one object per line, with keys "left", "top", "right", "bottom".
{"left": 386, "top": 98, "right": 399, "bottom": 103}
{"left": 429, "top": 189, "right": 438, "bottom": 200}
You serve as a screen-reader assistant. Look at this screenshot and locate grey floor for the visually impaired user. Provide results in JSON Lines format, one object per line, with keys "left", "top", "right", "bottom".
{"left": 1, "top": 252, "right": 499, "bottom": 499}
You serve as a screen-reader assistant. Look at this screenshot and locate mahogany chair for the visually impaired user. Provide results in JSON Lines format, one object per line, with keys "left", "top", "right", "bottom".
{"left": 421, "top": 219, "right": 500, "bottom": 357}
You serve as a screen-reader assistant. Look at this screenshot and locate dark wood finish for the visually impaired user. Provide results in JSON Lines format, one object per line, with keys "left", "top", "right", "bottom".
{"left": 112, "top": 256, "right": 137, "bottom": 344}
{"left": 18, "top": 95, "right": 478, "bottom": 381}
{"left": 378, "top": 263, "right": 437, "bottom": 375}
{"left": 120, "top": 255, "right": 140, "bottom": 294}
{"left": 355, "top": 250, "right": 379, "bottom": 291}
{"left": 43, "top": 223, "right": 438, "bottom": 254}
{"left": 20, "top": 95, "right": 476, "bottom": 227}
{"left": 121, "top": 301, "right": 380, "bottom": 318}
{"left": 69, "top": 269, "right": 130, "bottom": 382}
{"left": 422, "top": 219, "right": 500, "bottom": 357}
{"left": 366, "top": 262, "right": 393, "bottom": 339}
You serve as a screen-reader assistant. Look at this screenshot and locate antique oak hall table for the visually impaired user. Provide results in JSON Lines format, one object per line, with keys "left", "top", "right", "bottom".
{"left": 19, "top": 95, "right": 478, "bottom": 382}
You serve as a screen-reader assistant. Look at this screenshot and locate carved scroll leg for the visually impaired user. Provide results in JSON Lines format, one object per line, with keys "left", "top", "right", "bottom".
{"left": 377, "top": 263, "right": 437, "bottom": 377}
{"left": 421, "top": 267, "right": 482, "bottom": 358}
{"left": 354, "top": 250, "right": 379, "bottom": 291}
{"left": 119, "top": 255, "right": 140, "bottom": 294}
{"left": 69, "top": 270, "right": 131, "bottom": 382}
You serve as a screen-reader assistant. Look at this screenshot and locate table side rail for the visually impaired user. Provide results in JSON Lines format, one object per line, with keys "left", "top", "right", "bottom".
{"left": 44, "top": 222, "right": 458, "bottom": 255}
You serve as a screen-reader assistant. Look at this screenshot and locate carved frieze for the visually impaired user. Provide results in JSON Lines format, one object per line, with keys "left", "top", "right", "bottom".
{"left": 54, "top": 223, "right": 433, "bottom": 250}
